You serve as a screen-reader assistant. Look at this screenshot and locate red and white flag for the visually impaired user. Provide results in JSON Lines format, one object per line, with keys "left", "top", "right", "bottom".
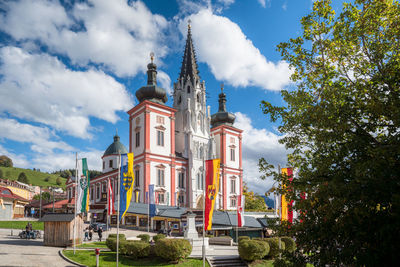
{"left": 107, "top": 179, "right": 114, "bottom": 216}
{"left": 237, "top": 194, "right": 245, "bottom": 227}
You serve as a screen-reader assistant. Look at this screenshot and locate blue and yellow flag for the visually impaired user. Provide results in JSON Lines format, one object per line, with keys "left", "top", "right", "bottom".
{"left": 119, "top": 153, "right": 134, "bottom": 221}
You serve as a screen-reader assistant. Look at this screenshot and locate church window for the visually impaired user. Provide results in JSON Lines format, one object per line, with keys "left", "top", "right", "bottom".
{"left": 158, "top": 193, "right": 165, "bottom": 204}
{"left": 90, "top": 187, "right": 94, "bottom": 201}
{"left": 135, "top": 170, "right": 140, "bottom": 187}
{"left": 109, "top": 159, "right": 113, "bottom": 168}
{"left": 197, "top": 172, "right": 204, "bottom": 190}
{"left": 103, "top": 161, "right": 105, "bottom": 170}
{"left": 187, "top": 86, "right": 190, "bottom": 93}
{"left": 197, "top": 93, "right": 200, "bottom": 103}
{"left": 230, "top": 178, "right": 236, "bottom": 194}
{"left": 230, "top": 198, "right": 237, "bottom": 207}
{"left": 178, "top": 172, "right": 185, "bottom": 188}
{"left": 230, "top": 148, "right": 235, "bottom": 161}
{"left": 157, "top": 130, "right": 164, "bottom": 146}
{"left": 102, "top": 183, "right": 106, "bottom": 193}
{"left": 157, "top": 169, "right": 165, "bottom": 186}
{"left": 135, "top": 132, "right": 140, "bottom": 147}
{"left": 178, "top": 95, "right": 182, "bottom": 104}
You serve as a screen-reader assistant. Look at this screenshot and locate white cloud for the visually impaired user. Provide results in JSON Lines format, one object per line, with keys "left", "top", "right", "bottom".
{"left": 158, "top": 70, "right": 173, "bottom": 96}
{"left": 234, "top": 112, "right": 289, "bottom": 194}
{"left": 0, "top": 118, "right": 73, "bottom": 154}
{"left": 181, "top": 10, "right": 291, "bottom": 91}
{"left": 0, "top": 0, "right": 169, "bottom": 77}
{"left": 258, "top": 0, "right": 267, "bottom": 8}
{"left": 0, "top": 46, "right": 132, "bottom": 138}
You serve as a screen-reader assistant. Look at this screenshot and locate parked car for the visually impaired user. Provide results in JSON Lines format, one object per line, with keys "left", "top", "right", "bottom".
{"left": 90, "top": 223, "right": 110, "bottom": 232}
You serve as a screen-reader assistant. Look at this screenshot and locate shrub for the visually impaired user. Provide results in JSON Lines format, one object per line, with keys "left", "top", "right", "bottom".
{"left": 281, "top": 236, "right": 296, "bottom": 253}
{"left": 44, "top": 176, "right": 50, "bottom": 182}
{"left": 238, "top": 240, "right": 269, "bottom": 261}
{"left": 108, "top": 234, "right": 126, "bottom": 240}
{"left": 17, "top": 172, "right": 29, "bottom": 184}
{"left": 153, "top": 234, "right": 166, "bottom": 243}
{"left": 119, "top": 240, "right": 129, "bottom": 255}
{"left": 56, "top": 177, "right": 62, "bottom": 185}
{"left": 137, "top": 234, "right": 150, "bottom": 242}
{"left": 123, "top": 241, "right": 150, "bottom": 259}
{"left": 155, "top": 238, "right": 192, "bottom": 262}
{"left": 265, "top": 237, "right": 285, "bottom": 258}
{"left": 238, "top": 236, "right": 250, "bottom": 243}
{"left": 106, "top": 238, "right": 117, "bottom": 251}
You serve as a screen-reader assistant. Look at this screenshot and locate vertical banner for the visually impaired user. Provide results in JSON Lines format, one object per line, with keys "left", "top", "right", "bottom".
{"left": 149, "top": 184, "right": 157, "bottom": 217}
{"left": 237, "top": 194, "right": 245, "bottom": 227}
{"left": 119, "top": 153, "right": 134, "bottom": 221}
{"left": 281, "top": 167, "right": 293, "bottom": 223}
{"left": 79, "top": 158, "right": 90, "bottom": 214}
{"left": 204, "top": 159, "right": 221, "bottom": 231}
{"left": 107, "top": 178, "right": 114, "bottom": 216}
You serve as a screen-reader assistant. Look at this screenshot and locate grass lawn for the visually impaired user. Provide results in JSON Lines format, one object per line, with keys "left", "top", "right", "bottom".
{"left": 63, "top": 250, "right": 210, "bottom": 267}
{"left": 0, "top": 166, "right": 66, "bottom": 189}
{"left": 77, "top": 241, "right": 108, "bottom": 248}
{"left": 248, "top": 259, "right": 274, "bottom": 267}
{"left": 0, "top": 221, "right": 44, "bottom": 230}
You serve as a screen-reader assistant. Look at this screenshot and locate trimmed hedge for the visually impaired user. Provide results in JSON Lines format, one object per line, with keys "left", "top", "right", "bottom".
{"left": 280, "top": 236, "right": 296, "bottom": 253}
{"left": 155, "top": 238, "right": 192, "bottom": 262}
{"left": 238, "top": 236, "right": 250, "bottom": 243}
{"left": 265, "top": 237, "right": 285, "bottom": 258}
{"left": 153, "top": 234, "right": 166, "bottom": 243}
{"left": 108, "top": 234, "right": 126, "bottom": 240}
{"left": 137, "top": 234, "right": 150, "bottom": 242}
{"left": 238, "top": 240, "right": 269, "bottom": 261}
{"left": 106, "top": 238, "right": 117, "bottom": 251}
{"left": 121, "top": 240, "right": 150, "bottom": 259}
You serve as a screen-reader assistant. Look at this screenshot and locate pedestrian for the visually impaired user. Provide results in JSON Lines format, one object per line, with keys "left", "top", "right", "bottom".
{"left": 89, "top": 227, "right": 93, "bottom": 241}
{"left": 25, "top": 223, "right": 30, "bottom": 239}
{"left": 167, "top": 227, "right": 172, "bottom": 237}
{"left": 84, "top": 227, "right": 89, "bottom": 241}
{"left": 98, "top": 227, "right": 103, "bottom": 242}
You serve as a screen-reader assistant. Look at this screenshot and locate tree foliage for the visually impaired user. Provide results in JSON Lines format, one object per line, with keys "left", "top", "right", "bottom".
{"left": 33, "top": 191, "right": 51, "bottom": 201}
{"left": 0, "top": 155, "right": 13, "bottom": 167}
{"left": 243, "top": 182, "right": 268, "bottom": 211}
{"left": 17, "top": 172, "right": 29, "bottom": 184}
{"left": 260, "top": 0, "right": 400, "bottom": 265}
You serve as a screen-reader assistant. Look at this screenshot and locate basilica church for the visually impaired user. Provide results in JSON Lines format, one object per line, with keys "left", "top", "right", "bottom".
{"left": 67, "top": 25, "right": 243, "bottom": 219}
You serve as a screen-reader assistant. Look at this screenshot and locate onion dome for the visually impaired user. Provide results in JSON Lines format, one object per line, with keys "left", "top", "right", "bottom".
{"left": 103, "top": 134, "right": 128, "bottom": 156}
{"left": 211, "top": 85, "right": 236, "bottom": 128}
{"left": 135, "top": 53, "right": 168, "bottom": 105}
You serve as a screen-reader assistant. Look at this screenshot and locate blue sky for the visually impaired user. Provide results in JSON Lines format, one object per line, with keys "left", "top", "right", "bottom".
{"left": 0, "top": 0, "right": 343, "bottom": 194}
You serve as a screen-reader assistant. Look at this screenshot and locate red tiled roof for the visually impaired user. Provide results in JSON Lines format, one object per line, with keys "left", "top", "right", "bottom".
{"left": 42, "top": 198, "right": 75, "bottom": 209}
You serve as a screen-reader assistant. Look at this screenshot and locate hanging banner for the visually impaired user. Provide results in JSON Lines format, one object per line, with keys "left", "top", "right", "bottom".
{"left": 204, "top": 159, "right": 221, "bottom": 231}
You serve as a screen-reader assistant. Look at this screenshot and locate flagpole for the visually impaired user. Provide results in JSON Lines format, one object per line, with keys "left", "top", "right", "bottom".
{"left": 106, "top": 178, "right": 109, "bottom": 237}
{"left": 278, "top": 164, "right": 281, "bottom": 259}
{"left": 147, "top": 189, "right": 150, "bottom": 232}
{"left": 73, "top": 152, "right": 77, "bottom": 255}
{"left": 236, "top": 195, "right": 239, "bottom": 244}
{"left": 202, "top": 154, "right": 206, "bottom": 267}
{"left": 116, "top": 154, "right": 121, "bottom": 267}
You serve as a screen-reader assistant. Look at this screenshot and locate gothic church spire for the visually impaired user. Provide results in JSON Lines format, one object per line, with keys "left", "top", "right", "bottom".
{"left": 179, "top": 21, "right": 200, "bottom": 85}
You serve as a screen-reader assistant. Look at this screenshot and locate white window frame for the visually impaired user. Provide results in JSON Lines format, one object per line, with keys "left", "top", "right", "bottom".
{"left": 157, "top": 169, "right": 165, "bottom": 186}
{"left": 157, "top": 130, "right": 164, "bottom": 146}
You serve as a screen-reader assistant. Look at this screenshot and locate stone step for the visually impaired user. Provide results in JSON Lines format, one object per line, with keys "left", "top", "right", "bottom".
{"left": 208, "top": 256, "right": 247, "bottom": 267}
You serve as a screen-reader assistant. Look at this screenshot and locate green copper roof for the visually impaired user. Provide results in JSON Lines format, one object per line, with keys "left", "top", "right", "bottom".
{"left": 103, "top": 135, "right": 128, "bottom": 156}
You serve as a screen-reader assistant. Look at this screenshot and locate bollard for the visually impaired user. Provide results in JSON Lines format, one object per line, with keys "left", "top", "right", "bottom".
{"left": 95, "top": 248, "right": 100, "bottom": 267}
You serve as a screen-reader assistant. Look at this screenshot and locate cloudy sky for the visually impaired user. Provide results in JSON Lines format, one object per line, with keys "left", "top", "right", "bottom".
{"left": 0, "top": 0, "right": 345, "bottom": 194}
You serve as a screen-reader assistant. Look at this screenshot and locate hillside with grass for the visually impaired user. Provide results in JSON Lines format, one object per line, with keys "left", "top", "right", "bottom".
{"left": 0, "top": 166, "right": 66, "bottom": 189}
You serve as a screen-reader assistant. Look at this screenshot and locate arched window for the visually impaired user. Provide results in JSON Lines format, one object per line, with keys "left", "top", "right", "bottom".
{"left": 197, "top": 172, "right": 204, "bottom": 190}
{"left": 197, "top": 93, "right": 200, "bottom": 103}
{"left": 187, "top": 86, "right": 190, "bottom": 93}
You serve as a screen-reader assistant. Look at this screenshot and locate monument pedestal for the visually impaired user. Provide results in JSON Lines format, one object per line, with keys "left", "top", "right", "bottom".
{"left": 184, "top": 211, "right": 209, "bottom": 249}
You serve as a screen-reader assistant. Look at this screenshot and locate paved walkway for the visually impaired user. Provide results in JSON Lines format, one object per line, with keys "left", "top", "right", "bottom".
{"left": 0, "top": 229, "right": 74, "bottom": 267}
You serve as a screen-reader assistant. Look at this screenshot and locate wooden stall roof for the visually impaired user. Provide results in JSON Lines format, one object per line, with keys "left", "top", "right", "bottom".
{"left": 40, "top": 213, "right": 75, "bottom": 222}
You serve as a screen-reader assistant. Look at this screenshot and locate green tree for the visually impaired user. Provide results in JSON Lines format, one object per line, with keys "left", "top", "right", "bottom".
{"left": 243, "top": 183, "right": 268, "bottom": 211}
{"left": 33, "top": 191, "right": 51, "bottom": 201}
{"left": 56, "top": 177, "right": 62, "bottom": 186}
{"left": 17, "top": 172, "right": 29, "bottom": 184}
{"left": 260, "top": 0, "right": 400, "bottom": 265}
{"left": 0, "top": 155, "right": 13, "bottom": 167}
